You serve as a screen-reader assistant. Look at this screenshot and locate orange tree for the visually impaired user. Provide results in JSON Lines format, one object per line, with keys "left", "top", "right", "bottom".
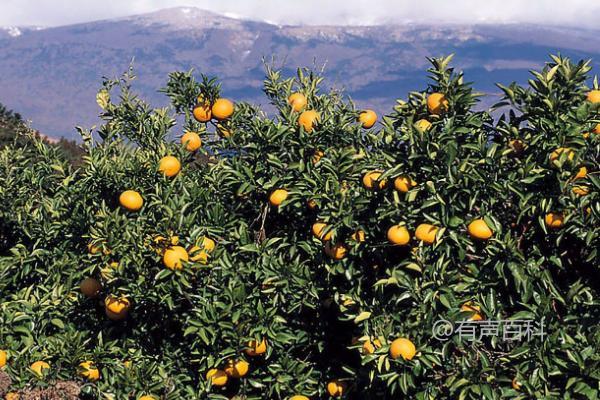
{"left": 0, "top": 55, "right": 598, "bottom": 400}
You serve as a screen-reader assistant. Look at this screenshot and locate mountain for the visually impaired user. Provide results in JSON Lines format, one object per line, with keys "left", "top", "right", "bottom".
{"left": 2, "top": 7, "right": 600, "bottom": 139}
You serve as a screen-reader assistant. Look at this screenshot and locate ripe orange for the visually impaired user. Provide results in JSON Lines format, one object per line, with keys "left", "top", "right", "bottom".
{"left": 427, "top": 92, "right": 448, "bottom": 115}
{"left": 30, "top": 360, "right": 50, "bottom": 377}
{"left": 288, "top": 92, "right": 307, "bottom": 112}
{"left": 193, "top": 103, "right": 211, "bottom": 122}
{"left": 549, "top": 147, "right": 574, "bottom": 163}
{"left": 312, "top": 222, "right": 333, "bottom": 241}
{"left": 158, "top": 156, "right": 181, "bottom": 177}
{"left": 389, "top": 338, "right": 416, "bottom": 360}
{"left": 200, "top": 236, "right": 216, "bottom": 252}
{"left": 189, "top": 246, "right": 208, "bottom": 264}
{"left": 245, "top": 338, "right": 267, "bottom": 356}
{"left": 324, "top": 242, "right": 347, "bottom": 260}
{"left": 544, "top": 212, "right": 564, "bottom": 229}
{"left": 574, "top": 166, "right": 587, "bottom": 180}
{"left": 467, "top": 219, "right": 493, "bottom": 240}
{"left": 460, "top": 302, "right": 483, "bottom": 321}
{"left": 206, "top": 369, "right": 228, "bottom": 386}
{"left": 415, "top": 223, "right": 439, "bottom": 244}
{"left": 362, "top": 171, "right": 387, "bottom": 190}
{"left": 298, "top": 110, "right": 320, "bottom": 133}
{"left": 269, "top": 189, "right": 288, "bottom": 206}
{"left": 80, "top": 278, "right": 102, "bottom": 298}
{"left": 181, "top": 131, "right": 201, "bottom": 151}
{"left": 224, "top": 359, "right": 249, "bottom": 378}
{"left": 572, "top": 186, "right": 589, "bottom": 196}
{"left": 594, "top": 124, "right": 600, "bottom": 134}
{"left": 163, "top": 246, "right": 189, "bottom": 270}
{"left": 393, "top": 176, "right": 416, "bottom": 193}
{"left": 362, "top": 339, "right": 382, "bottom": 355}
{"left": 119, "top": 190, "right": 143, "bottom": 212}
{"left": 351, "top": 229, "right": 365, "bottom": 242}
{"left": 312, "top": 150, "right": 324, "bottom": 164}
{"left": 5, "top": 393, "right": 19, "bottom": 400}
{"left": 415, "top": 119, "right": 432, "bottom": 131}
{"left": 105, "top": 296, "right": 131, "bottom": 321}
{"left": 0, "top": 349, "right": 6, "bottom": 368}
{"left": 387, "top": 225, "right": 410, "bottom": 245}
{"left": 79, "top": 361, "right": 100, "bottom": 381}
{"left": 326, "top": 380, "right": 347, "bottom": 397}
{"left": 587, "top": 90, "right": 600, "bottom": 103}
{"left": 212, "top": 98, "right": 234, "bottom": 120}
{"left": 139, "top": 396, "right": 157, "bottom": 400}
{"left": 290, "top": 396, "right": 310, "bottom": 400}
{"left": 358, "top": 110, "right": 377, "bottom": 128}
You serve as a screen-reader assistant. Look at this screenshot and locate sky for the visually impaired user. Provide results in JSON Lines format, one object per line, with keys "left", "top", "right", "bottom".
{"left": 1, "top": 0, "right": 600, "bottom": 28}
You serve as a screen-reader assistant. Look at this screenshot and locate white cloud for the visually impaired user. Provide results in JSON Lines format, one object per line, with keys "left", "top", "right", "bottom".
{"left": 1, "top": 0, "right": 600, "bottom": 27}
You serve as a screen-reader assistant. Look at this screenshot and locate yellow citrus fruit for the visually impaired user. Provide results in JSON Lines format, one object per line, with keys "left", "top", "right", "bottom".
{"left": 105, "top": 296, "right": 131, "bottom": 321}
{"left": 573, "top": 186, "right": 589, "bottom": 196}
{"left": 119, "top": 190, "right": 143, "bottom": 212}
{"left": 298, "top": 110, "right": 320, "bottom": 133}
{"left": 290, "top": 396, "right": 310, "bottom": 400}
{"left": 224, "top": 359, "right": 249, "bottom": 378}
{"left": 389, "top": 338, "right": 416, "bottom": 360}
{"left": 467, "top": 219, "right": 493, "bottom": 240}
{"left": 288, "top": 92, "right": 307, "bottom": 112}
{"left": 594, "top": 124, "right": 600, "bottom": 134}
{"left": 312, "top": 222, "right": 333, "bottom": 241}
{"left": 87, "top": 242, "right": 101, "bottom": 254}
{"left": 415, "top": 119, "right": 432, "bottom": 131}
{"left": 545, "top": 212, "right": 564, "bottom": 229}
{"left": 326, "top": 380, "right": 346, "bottom": 397}
{"left": 206, "top": 369, "right": 228, "bottom": 386}
{"left": 181, "top": 131, "right": 201, "bottom": 151}
{"left": 362, "top": 339, "right": 382, "bottom": 355}
{"left": 139, "top": 396, "right": 157, "bottom": 400}
{"left": 312, "top": 150, "right": 324, "bottom": 164}
{"left": 393, "top": 176, "right": 416, "bottom": 193}
{"left": 212, "top": 98, "right": 234, "bottom": 120}
{"left": 351, "top": 229, "right": 365, "bottom": 242}
{"left": 189, "top": 246, "right": 209, "bottom": 264}
{"left": 362, "top": 171, "right": 387, "bottom": 190}
{"left": 587, "top": 90, "right": 600, "bottom": 103}
{"left": 549, "top": 147, "right": 574, "bottom": 163}
{"left": 79, "top": 361, "right": 100, "bottom": 381}
{"left": 163, "top": 246, "right": 189, "bottom": 270}
{"left": 574, "top": 166, "right": 587, "bottom": 180}
{"left": 512, "top": 377, "right": 522, "bottom": 390}
{"left": 5, "top": 392, "right": 19, "bottom": 400}
{"left": 269, "top": 189, "right": 289, "bottom": 206}
{"left": 583, "top": 132, "right": 590, "bottom": 139}
{"left": 80, "top": 278, "right": 102, "bottom": 298}
{"left": 245, "top": 338, "right": 267, "bottom": 356}
{"left": 427, "top": 92, "right": 448, "bottom": 115}
{"left": 387, "top": 225, "right": 411, "bottom": 245}
{"left": 0, "top": 350, "right": 6, "bottom": 368}
{"left": 30, "top": 360, "right": 50, "bottom": 377}
{"left": 415, "top": 223, "right": 439, "bottom": 244}
{"left": 324, "top": 242, "right": 347, "bottom": 260}
{"left": 200, "top": 236, "right": 216, "bottom": 252}
{"left": 158, "top": 156, "right": 181, "bottom": 177}
{"left": 193, "top": 103, "right": 212, "bottom": 122}
{"left": 358, "top": 110, "right": 377, "bottom": 128}
{"left": 460, "top": 302, "right": 484, "bottom": 321}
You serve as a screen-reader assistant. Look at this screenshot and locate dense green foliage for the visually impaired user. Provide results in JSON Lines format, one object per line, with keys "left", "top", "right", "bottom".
{"left": 0, "top": 55, "right": 598, "bottom": 400}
